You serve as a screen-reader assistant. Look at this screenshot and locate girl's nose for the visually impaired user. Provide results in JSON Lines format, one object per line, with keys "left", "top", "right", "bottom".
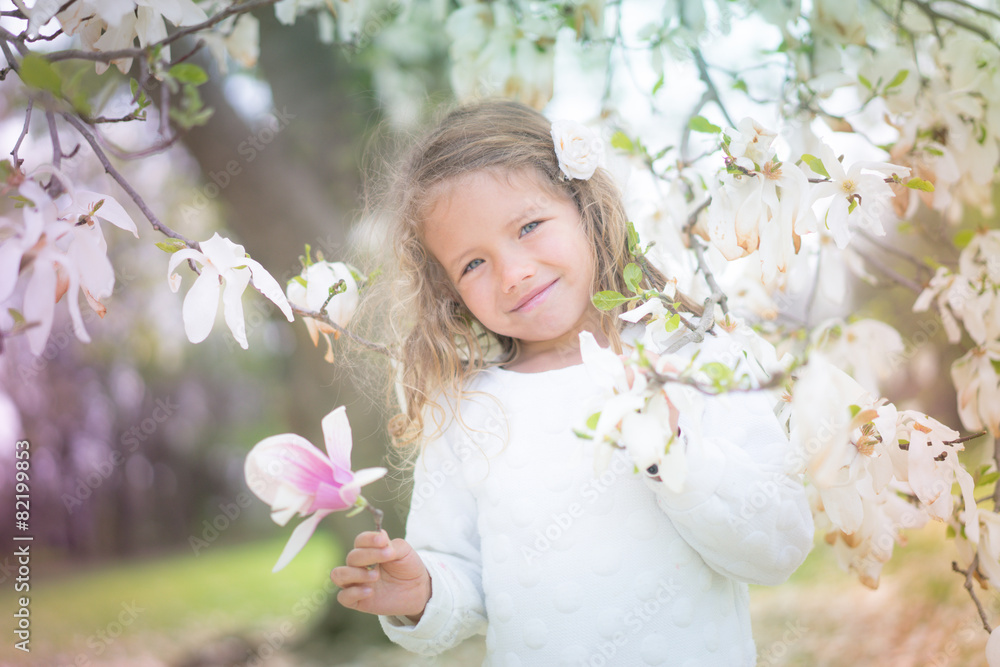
{"left": 500, "top": 255, "right": 535, "bottom": 293}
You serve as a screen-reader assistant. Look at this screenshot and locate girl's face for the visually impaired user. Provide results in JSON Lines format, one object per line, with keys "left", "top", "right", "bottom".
{"left": 422, "top": 169, "right": 601, "bottom": 370}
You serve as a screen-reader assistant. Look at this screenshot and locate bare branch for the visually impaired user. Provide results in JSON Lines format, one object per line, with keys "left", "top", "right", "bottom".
{"left": 44, "top": 0, "right": 281, "bottom": 66}
{"left": 61, "top": 112, "right": 198, "bottom": 247}
{"left": 952, "top": 557, "right": 993, "bottom": 633}
{"left": 11, "top": 97, "right": 33, "bottom": 168}
{"left": 851, "top": 245, "right": 924, "bottom": 293}
{"left": 289, "top": 305, "right": 395, "bottom": 358}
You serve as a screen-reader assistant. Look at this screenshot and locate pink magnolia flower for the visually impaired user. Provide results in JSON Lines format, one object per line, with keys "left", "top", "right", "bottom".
{"left": 245, "top": 406, "right": 386, "bottom": 572}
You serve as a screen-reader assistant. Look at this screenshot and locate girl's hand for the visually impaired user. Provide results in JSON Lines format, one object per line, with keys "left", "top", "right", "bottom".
{"left": 331, "top": 530, "right": 432, "bottom": 622}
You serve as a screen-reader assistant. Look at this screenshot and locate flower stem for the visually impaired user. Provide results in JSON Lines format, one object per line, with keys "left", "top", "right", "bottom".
{"left": 368, "top": 504, "right": 384, "bottom": 533}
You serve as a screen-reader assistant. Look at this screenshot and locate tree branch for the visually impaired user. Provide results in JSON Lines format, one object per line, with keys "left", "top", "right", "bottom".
{"left": 289, "top": 304, "right": 394, "bottom": 358}
{"left": 61, "top": 112, "right": 198, "bottom": 247}
{"left": 851, "top": 245, "right": 924, "bottom": 293}
{"left": 10, "top": 97, "right": 33, "bottom": 168}
{"left": 44, "top": 0, "right": 282, "bottom": 65}
{"left": 952, "top": 556, "right": 993, "bottom": 633}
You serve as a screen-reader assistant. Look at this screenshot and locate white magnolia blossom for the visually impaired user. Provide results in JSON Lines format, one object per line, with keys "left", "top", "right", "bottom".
{"left": 45, "top": 0, "right": 208, "bottom": 74}
{"left": 550, "top": 119, "right": 605, "bottom": 180}
{"left": 446, "top": 2, "right": 558, "bottom": 109}
{"left": 951, "top": 343, "right": 1000, "bottom": 438}
{"left": 809, "top": 144, "right": 909, "bottom": 249}
{"left": 811, "top": 318, "right": 904, "bottom": 394}
{"left": 167, "top": 233, "right": 293, "bottom": 349}
{"left": 707, "top": 119, "right": 816, "bottom": 287}
{"left": 791, "top": 353, "right": 979, "bottom": 586}
{"left": 285, "top": 261, "right": 359, "bottom": 363}
{"left": 0, "top": 174, "right": 137, "bottom": 355}
{"left": 578, "top": 330, "right": 695, "bottom": 490}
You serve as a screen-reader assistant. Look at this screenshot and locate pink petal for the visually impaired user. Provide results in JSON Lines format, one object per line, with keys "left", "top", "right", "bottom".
{"left": 322, "top": 406, "right": 354, "bottom": 471}
{"left": 312, "top": 481, "right": 354, "bottom": 511}
{"left": 245, "top": 434, "right": 333, "bottom": 505}
{"left": 272, "top": 510, "right": 331, "bottom": 572}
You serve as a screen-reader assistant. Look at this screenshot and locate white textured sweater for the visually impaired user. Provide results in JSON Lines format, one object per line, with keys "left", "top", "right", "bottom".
{"left": 380, "top": 333, "right": 814, "bottom": 666}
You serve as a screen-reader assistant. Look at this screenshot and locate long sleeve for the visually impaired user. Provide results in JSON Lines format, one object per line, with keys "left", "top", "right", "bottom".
{"left": 647, "top": 386, "right": 814, "bottom": 586}
{"left": 379, "top": 423, "right": 487, "bottom": 655}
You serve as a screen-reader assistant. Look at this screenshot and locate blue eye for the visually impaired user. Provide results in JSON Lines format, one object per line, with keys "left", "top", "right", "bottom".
{"left": 463, "top": 258, "right": 483, "bottom": 274}
{"left": 520, "top": 221, "right": 541, "bottom": 237}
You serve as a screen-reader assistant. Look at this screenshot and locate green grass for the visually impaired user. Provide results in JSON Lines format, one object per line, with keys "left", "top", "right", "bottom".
{"left": 0, "top": 533, "right": 341, "bottom": 664}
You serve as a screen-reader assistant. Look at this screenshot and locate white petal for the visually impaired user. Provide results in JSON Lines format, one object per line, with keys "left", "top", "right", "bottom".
{"left": 247, "top": 257, "right": 294, "bottom": 321}
{"left": 166, "top": 248, "right": 206, "bottom": 292}
{"left": 0, "top": 241, "right": 26, "bottom": 303}
{"left": 221, "top": 268, "right": 251, "bottom": 349}
{"left": 272, "top": 510, "right": 331, "bottom": 572}
{"left": 182, "top": 268, "right": 221, "bottom": 344}
{"left": 23, "top": 260, "right": 57, "bottom": 356}
{"left": 77, "top": 190, "right": 138, "bottom": 237}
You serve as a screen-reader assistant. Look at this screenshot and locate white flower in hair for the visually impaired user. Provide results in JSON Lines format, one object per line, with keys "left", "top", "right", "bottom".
{"left": 551, "top": 120, "right": 605, "bottom": 180}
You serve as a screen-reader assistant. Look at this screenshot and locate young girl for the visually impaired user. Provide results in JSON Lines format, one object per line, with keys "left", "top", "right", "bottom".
{"left": 330, "top": 100, "right": 813, "bottom": 666}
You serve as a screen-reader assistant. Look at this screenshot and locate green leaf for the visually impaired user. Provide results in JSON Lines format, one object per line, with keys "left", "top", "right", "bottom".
{"left": 925, "top": 146, "right": 944, "bottom": 156}
{"left": 155, "top": 239, "right": 188, "bottom": 253}
{"left": 849, "top": 404, "right": 862, "bottom": 418}
{"left": 847, "top": 198, "right": 858, "bottom": 214}
{"left": 664, "top": 312, "right": 680, "bottom": 332}
{"left": 169, "top": 63, "right": 209, "bottom": 86}
{"left": 945, "top": 524, "right": 956, "bottom": 539}
{"left": 0, "top": 160, "right": 14, "bottom": 183}
{"left": 626, "top": 221, "right": 640, "bottom": 256}
{"left": 689, "top": 116, "right": 721, "bottom": 134}
{"left": 885, "top": 69, "right": 909, "bottom": 90}
{"left": 905, "top": 177, "right": 935, "bottom": 192}
{"left": 8, "top": 308, "right": 25, "bottom": 325}
{"left": 585, "top": 412, "right": 601, "bottom": 430}
{"left": 858, "top": 74, "right": 872, "bottom": 90}
{"left": 623, "top": 263, "right": 642, "bottom": 295}
{"left": 652, "top": 74, "right": 665, "bottom": 96}
{"left": 611, "top": 131, "right": 634, "bottom": 152}
{"left": 19, "top": 54, "right": 62, "bottom": 96}
{"left": 800, "top": 153, "right": 829, "bottom": 178}
{"left": 592, "top": 290, "right": 630, "bottom": 310}
{"left": 954, "top": 230, "right": 975, "bottom": 249}
{"left": 732, "top": 79, "right": 748, "bottom": 93}
{"left": 700, "top": 362, "right": 733, "bottom": 389}
{"left": 977, "top": 471, "right": 1000, "bottom": 487}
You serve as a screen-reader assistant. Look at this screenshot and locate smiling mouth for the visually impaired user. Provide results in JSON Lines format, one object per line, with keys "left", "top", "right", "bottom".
{"left": 511, "top": 280, "right": 557, "bottom": 312}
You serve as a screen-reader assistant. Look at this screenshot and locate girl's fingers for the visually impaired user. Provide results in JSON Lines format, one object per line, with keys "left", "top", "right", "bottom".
{"left": 336, "top": 585, "right": 373, "bottom": 609}
{"left": 331, "top": 564, "right": 379, "bottom": 587}
{"left": 344, "top": 544, "right": 396, "bottom": 568}
{"left": 353, "top": 529, "right": 390, "bottom": 549}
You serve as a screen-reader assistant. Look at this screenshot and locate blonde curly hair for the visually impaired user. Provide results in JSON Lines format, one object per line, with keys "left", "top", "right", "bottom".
{"left": 385, "top": 99, "right": 678, "bottom": 446}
